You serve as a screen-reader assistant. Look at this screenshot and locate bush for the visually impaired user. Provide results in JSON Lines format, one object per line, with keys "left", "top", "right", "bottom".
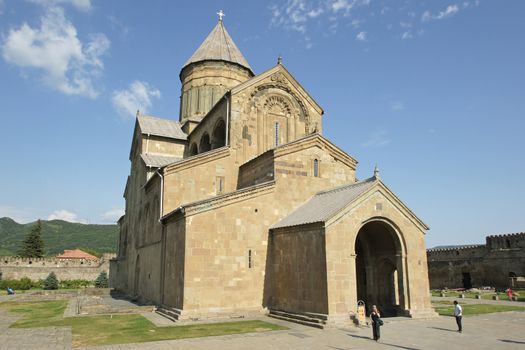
{"left": 43, "top": 272, "right": 59, "bottom": 290}
{"left": 94, "top": 271, "right": 109, "bottom": 288}
{"left": 19, "top": 277, "right": 33, "bottom": 290}
{"left": 60, "top": 279, "right": 92, "bottom": 289}
{"left": 0, "top": 277, "right": 40, "bottom": 291}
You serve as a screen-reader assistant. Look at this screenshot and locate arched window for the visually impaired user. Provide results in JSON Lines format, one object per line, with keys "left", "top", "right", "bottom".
{"left": 189, "top": 143, "right": 198, "bottom": 156}
{"left": 199, "top": 133, "right": 211, "bottom": 153}
{"left": 274, "top": 122, "right": 280, "bottom": 147}
{"left": 313, "top": 159, "right": 319, "bottom": 177}
{"left": 211, "top": 119, "right": 226, "bottom": 149}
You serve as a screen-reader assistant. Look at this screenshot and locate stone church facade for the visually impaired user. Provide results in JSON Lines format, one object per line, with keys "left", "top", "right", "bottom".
{"left": 112, "top": 18, "right": 436, "bottom": 326}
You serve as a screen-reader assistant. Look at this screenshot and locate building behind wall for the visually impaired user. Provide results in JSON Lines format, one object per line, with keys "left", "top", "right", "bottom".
{"left": 427, "top": 232, "right": 525, "bottom": 289}
{"left": 112, "top": 16, "right": 436, "bottom": 327}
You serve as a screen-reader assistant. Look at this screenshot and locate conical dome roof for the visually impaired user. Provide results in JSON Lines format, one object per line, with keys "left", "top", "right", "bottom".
{"left": 183, "top": 20, "right": 252, "bottom": 73}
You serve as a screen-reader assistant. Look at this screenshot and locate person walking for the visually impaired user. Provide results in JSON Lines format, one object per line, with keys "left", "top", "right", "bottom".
{"left": 506, "top": 288, "right": 513, "bottom": 301}
{"left": 370, "top": 305, "right": 382, "bottom": 341}
{"left": 454, "top": 300, "right": 462, "bottom": 333}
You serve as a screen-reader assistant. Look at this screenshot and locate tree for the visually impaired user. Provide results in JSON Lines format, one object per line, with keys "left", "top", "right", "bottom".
{"left": 95, "top": 271, "right": 109, "bottom": 288}
{"left": 18, "top": 220, "right": 45, "bottom": 258}
{"left": 43, "top": 272, "right": 58, "bottom": 290}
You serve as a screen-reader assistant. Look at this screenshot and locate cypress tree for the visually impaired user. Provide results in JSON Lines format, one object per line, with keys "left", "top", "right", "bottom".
{"left": 43, "top": 272, "right": 58, "bottom": 290}
{"left": 18, "top": 220, "right": 45, "bottom": 258}
{"left": 95, "top": 271, "right": 109, "bottom": 288}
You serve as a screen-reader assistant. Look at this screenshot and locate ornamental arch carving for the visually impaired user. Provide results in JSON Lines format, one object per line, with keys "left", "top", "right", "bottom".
{"left": 248, "top": 85, "right": 311, "bottom": 152}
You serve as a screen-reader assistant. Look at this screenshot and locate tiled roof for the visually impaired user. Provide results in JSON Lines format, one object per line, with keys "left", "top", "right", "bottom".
{"left": 183, "top": 20, "right": 252, "bottom": 72}
{"left": 137, "top": 115, "right": 187, "bottom": 140}
{"left": 141, "top": 153, "right": 181, "bottom": 168}
{"left": 271, "top": 177, "right": 377, "bottom": 229}
{"left": 56, "top": 249, "right": 98, "bottom": 260}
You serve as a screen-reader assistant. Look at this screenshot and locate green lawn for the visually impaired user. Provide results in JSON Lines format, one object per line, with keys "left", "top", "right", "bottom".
{"left": 0, "top": 300, "right": 287, "bottom": 347}
{"left": 431, "top": 290, "right": 525, "bottom": 302}
{"left": 434, "top": 303, "right": 525, "bottom": 317}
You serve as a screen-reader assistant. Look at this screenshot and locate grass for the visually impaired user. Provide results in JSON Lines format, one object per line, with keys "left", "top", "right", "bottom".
{"left": 0, "top": 300, "right": 287, "bottom": 347}
{"left": 431, "top": 290, "right": 525, "bottom": 302}
{"left": 434, "top": 303, "right": 525, "bottom": 317}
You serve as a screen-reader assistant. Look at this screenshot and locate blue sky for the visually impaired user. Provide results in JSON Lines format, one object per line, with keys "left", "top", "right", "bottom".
{"left": 0, "top": 0, "right": 523, "bottom": 248}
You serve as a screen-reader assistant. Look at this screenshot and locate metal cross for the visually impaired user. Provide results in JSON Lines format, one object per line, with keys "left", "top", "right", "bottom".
{"left": 217, "top": 10, "right": 225, "bottom": 21}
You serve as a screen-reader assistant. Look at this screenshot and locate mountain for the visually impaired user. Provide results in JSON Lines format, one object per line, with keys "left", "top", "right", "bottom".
{"left": 0, "top": 217, "right": 118, "bottom": 257}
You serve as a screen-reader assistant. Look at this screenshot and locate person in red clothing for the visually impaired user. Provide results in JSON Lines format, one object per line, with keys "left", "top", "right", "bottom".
{"left": 506, "top": 288, "right": 513, "bottom": 301}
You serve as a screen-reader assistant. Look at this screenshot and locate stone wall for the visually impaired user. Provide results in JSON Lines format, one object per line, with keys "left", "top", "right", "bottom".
{"left": 0, "top": 253, "right": 115, "bottom": 282}
{"left": 427, "top": 232, "right": 525, "bottom": 289}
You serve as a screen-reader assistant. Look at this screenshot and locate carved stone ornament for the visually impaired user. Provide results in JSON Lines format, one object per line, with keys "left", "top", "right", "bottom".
{"left": 270, "top": 72, "right": 287, "bottom": 85}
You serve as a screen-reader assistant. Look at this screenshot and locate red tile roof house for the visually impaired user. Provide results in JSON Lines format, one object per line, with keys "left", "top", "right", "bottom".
{"left": 56, "top": 249, "right": 98, "bottom": 260}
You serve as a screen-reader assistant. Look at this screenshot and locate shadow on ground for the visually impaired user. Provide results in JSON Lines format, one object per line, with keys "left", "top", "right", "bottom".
{"left": 347, "top": 334, "right": 421, "bottom": 350}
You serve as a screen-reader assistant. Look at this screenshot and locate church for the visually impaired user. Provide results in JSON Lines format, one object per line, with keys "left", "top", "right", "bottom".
{"left": 111, "top": 15, "right": 436, "bottom": 327}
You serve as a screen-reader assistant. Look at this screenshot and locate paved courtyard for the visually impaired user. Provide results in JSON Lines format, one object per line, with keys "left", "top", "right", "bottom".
{"left": 1, "top": 305, "right": 524, "bottom": 350}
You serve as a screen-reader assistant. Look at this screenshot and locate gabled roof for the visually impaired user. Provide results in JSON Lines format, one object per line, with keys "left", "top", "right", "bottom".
{"left": 141, "top": 153, "right": 181, "bottom": 168}
{"left": 230, "top": 63, "right": 323, "bottom": 115}
{"left": 56, "top": 249, "right": 98, "bottom": 260}
{"left": 137, "top": 115, "right": 187, "bottom": 140}
{"left": 271, "top": 177, "right": 377, "bottom": 229}
{"left": 183, "top": 20, "right": 252, "bottom": 73}
{"left": 271, "top": 176, "right": 428, "bottom": 231}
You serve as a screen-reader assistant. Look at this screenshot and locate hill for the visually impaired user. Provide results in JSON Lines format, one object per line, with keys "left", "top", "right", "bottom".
{"left": 0, "top": 217, "right": 118, "bottom": 257}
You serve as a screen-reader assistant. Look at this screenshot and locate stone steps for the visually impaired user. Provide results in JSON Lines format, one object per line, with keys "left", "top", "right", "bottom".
{"left": 155, "top": 306, "right": 182, "bottom": 322}
{"left": 268, "top": 309, "right": 327, "bottom": 329}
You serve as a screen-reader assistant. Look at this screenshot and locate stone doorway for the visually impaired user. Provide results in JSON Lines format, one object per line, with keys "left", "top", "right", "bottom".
{"left": 462, "top": 272, "right": 472, "bottom": 289}
{"left": 355, "top": 220, "right": 407, "bottom": 317}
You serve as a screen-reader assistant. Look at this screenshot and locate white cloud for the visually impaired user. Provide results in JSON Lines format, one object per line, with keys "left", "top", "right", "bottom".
{"left": 331, "top": 0, "right": 352, "bottom": 13}
{"left": 422, "top": 4, "right": 460, "bottom": 22}
{"left": 356, "top": 31, "right": 367, "bottom": 41}
{"left": 101, "top": 208, "right": 124, "bottom": 223}
{"left": 48, "top": 209, "right": 87, "bottom": 223}
{"left": 270, "top": 0, "right": 370, "bottom": 35}
{"left": 390, "top": 101, "right": 405, "bottom": 111}
{"left": 307, "top": 8, "right": 323, "bottom": 18}
{"left": 108, "top": 15, "right": 130, "bottom": 39}
{"left": 28, "top": 0, "right": 92, "bottom": 12}
{"left": 1, "top": 7, "right": 110, "bottom": 98}
{"left": 112, "top": 81, "right": 161, "bottom": 118}
{"left": 362, "top": 130, "right": 391, "bottom": 148}
{"left": 331, "top": 0, "right": 369, "bottom": 13}
{"left": 401, "top": 31, "right": 413, "bottom": 40}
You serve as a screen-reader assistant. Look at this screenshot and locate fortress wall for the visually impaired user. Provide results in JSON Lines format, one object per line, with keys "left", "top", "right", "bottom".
{"left": 427, "top": 236, "right": 525, "bottom": 289}
{"left": 0, "top": 253, "right": 115, "bottom": 282}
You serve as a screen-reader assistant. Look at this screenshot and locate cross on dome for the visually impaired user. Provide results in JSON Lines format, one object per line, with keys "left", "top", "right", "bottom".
{"left": 217, "top": 10, "right": 225, "bottom": 21}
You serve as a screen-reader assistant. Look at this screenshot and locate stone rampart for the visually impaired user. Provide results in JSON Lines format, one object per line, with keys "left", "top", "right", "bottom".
{"left": 427, "top": 232, "right": 525, "bottom": 289}
{"left": 0, "top": 253, "right": 116, "bottom": 281}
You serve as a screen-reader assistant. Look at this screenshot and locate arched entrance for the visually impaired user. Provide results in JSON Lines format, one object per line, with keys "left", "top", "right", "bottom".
{"left": 355, "top": 220, "right": 407, "bottom": 316}
{"left": 199, "top": 133, "right": 211, "bottom": 153}
{"left": 211, "top": 119, "right": 226, "bottom": 149}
